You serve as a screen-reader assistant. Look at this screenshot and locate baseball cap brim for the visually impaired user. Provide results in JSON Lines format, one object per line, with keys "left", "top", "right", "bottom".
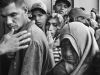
{"left": 55, "top": 0, "right": 71, "bottom": 7}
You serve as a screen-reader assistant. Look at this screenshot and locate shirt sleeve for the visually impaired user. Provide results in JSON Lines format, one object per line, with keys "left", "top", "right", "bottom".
{"left": 21, "top": 41, "right": 43, "bottom": 75}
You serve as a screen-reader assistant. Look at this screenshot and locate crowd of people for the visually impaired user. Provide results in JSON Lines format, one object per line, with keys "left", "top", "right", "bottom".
{"left": 0, "top": 0, "right": 100, "bottom": 75}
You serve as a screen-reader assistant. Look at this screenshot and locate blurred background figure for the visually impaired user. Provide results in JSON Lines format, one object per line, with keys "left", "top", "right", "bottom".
{"left": 68, "top": 8, "right": 96, "bottom": 35}
{"left": 53, "top": 0, "right": 71, "bottom": 17}
{"left": 53, "top": 0, "right": 71, "bottom": 23}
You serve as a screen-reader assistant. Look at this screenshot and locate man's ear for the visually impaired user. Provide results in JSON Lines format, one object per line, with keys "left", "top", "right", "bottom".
{"left": 28, "top": 11, "right": 32, "bottom": 19}
{"left": 24, "top": 7, "right": 28, "bottom": 14}
{"left": 22, "top": 4, "right": 28, "bottom": 14}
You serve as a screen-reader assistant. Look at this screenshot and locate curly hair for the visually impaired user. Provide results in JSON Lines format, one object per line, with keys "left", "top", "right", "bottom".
{"left": 46, "top": 13, "right": 64, "bottom": 29}
{"left": 46, "top": 13, "right": 64, "bottom": 39}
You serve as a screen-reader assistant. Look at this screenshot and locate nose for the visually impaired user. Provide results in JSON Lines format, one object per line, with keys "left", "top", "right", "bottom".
{"left": 66, "top": 49, "right": 73, "bottom": 56}
{"left": 35, "top": 16, "right": 40, "bottom": 21}
{"left": 6, "top": 16, "right": 13, "bottom": 25}
{"left": 61, "top": 6, "right": 64, "bottom": 10}
{"left": 49, "top": 24, "right": 54, "bottom": 31}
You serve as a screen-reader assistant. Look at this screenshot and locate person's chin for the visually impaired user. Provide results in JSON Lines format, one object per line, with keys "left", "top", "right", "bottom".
{"left": 37, "top": 24, "right": 43, "bottom": 28}
{"left": 14, "top": 27, "right": 23, "bottom": 33}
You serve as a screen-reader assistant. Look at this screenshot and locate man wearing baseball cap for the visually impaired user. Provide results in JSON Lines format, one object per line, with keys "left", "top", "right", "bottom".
{"left": 53, "top": 0, "right": 71, "bottom": 17}
{"left": 31, "top": 2, "right": 48, "bottom": 32}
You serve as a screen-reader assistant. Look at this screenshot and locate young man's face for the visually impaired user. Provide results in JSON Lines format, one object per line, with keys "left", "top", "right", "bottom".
{"left": 47, "top": 18, "right": 59, "bottom": 37}
{"left": 32, "top": 10, "right": 47, "bottom": 30}
{"left": 55, "top": 2, "right": 69, "bottom": 16}
{"left": 1, "top": 2, "right": 27, "bottom": 31}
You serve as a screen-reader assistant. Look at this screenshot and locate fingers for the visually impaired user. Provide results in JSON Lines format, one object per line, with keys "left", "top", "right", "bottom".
{"left": 19, "top": 38, "right": 31, "bottom": 45}
{"left": 5, "top": 29, "right": 15, "bottom": 39}
{"left": 18, "top": 32, "right": 31, "bottom": 41}
{"left": 9, "top": 28, "right": 15, "bottom": 35}
{"left": 17, "top": 45, "right": 29, "bottom": 50}
{"left": 14, "top": 38, "right": 31, "bottom": 51}
{"left": 14, "top": 30, "right": 28, "bottom": 37}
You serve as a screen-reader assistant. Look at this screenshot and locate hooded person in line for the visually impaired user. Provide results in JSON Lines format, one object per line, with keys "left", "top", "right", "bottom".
{"left": 47, "top": 22, "right": 100, "bottom": 75}
{"left": 68, "top": 8, "right": 90, "bottom": 24}
{"left": 68, "top": 8, "right": 95, "bottom": 35}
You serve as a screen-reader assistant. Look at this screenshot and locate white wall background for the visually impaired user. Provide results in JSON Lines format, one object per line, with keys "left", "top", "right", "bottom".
{"left": 41, "top": 0, "right": 73, "bottom": 14}
{"left": 24, "top": 0, "right": 51, "bottom": 13}
{"left": 40, "top": 0, "right": 52, "bottom": 13}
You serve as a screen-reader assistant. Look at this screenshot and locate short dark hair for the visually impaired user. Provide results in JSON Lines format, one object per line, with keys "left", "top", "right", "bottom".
{"left": 0, "top": 0, "right": 24, "bottom": 9}
{"left": 55, "top": 0, "right": 71, "bottom": 8}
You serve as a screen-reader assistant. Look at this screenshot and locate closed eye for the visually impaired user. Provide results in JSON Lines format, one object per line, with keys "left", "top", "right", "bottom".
{"left": 1, "top": 14, "right": 6, "bottom": 18}
{"left": 10, "top": 13, "right": 18, "bottom": 17}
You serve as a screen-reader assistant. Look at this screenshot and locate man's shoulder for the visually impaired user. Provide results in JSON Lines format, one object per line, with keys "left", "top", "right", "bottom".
{"left": 28, "top": 21, "right": 44, "bottom": 34}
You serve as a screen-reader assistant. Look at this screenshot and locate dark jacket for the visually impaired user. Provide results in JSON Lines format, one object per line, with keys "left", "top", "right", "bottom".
{"left": 47, "top": 52, "right": 100, "bottom": 75}
{"left": 47, "top": 60, "right": 69, "bottom": 75}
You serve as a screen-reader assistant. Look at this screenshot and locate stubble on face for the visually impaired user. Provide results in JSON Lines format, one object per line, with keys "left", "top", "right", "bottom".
{"left": 1, "top": 2, "right": 28, "bottom": 32}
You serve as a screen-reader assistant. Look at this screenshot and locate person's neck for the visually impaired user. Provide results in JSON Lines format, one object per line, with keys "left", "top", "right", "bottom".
{"left": 24, "top": 18, "right": 31, "bottom": 25}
